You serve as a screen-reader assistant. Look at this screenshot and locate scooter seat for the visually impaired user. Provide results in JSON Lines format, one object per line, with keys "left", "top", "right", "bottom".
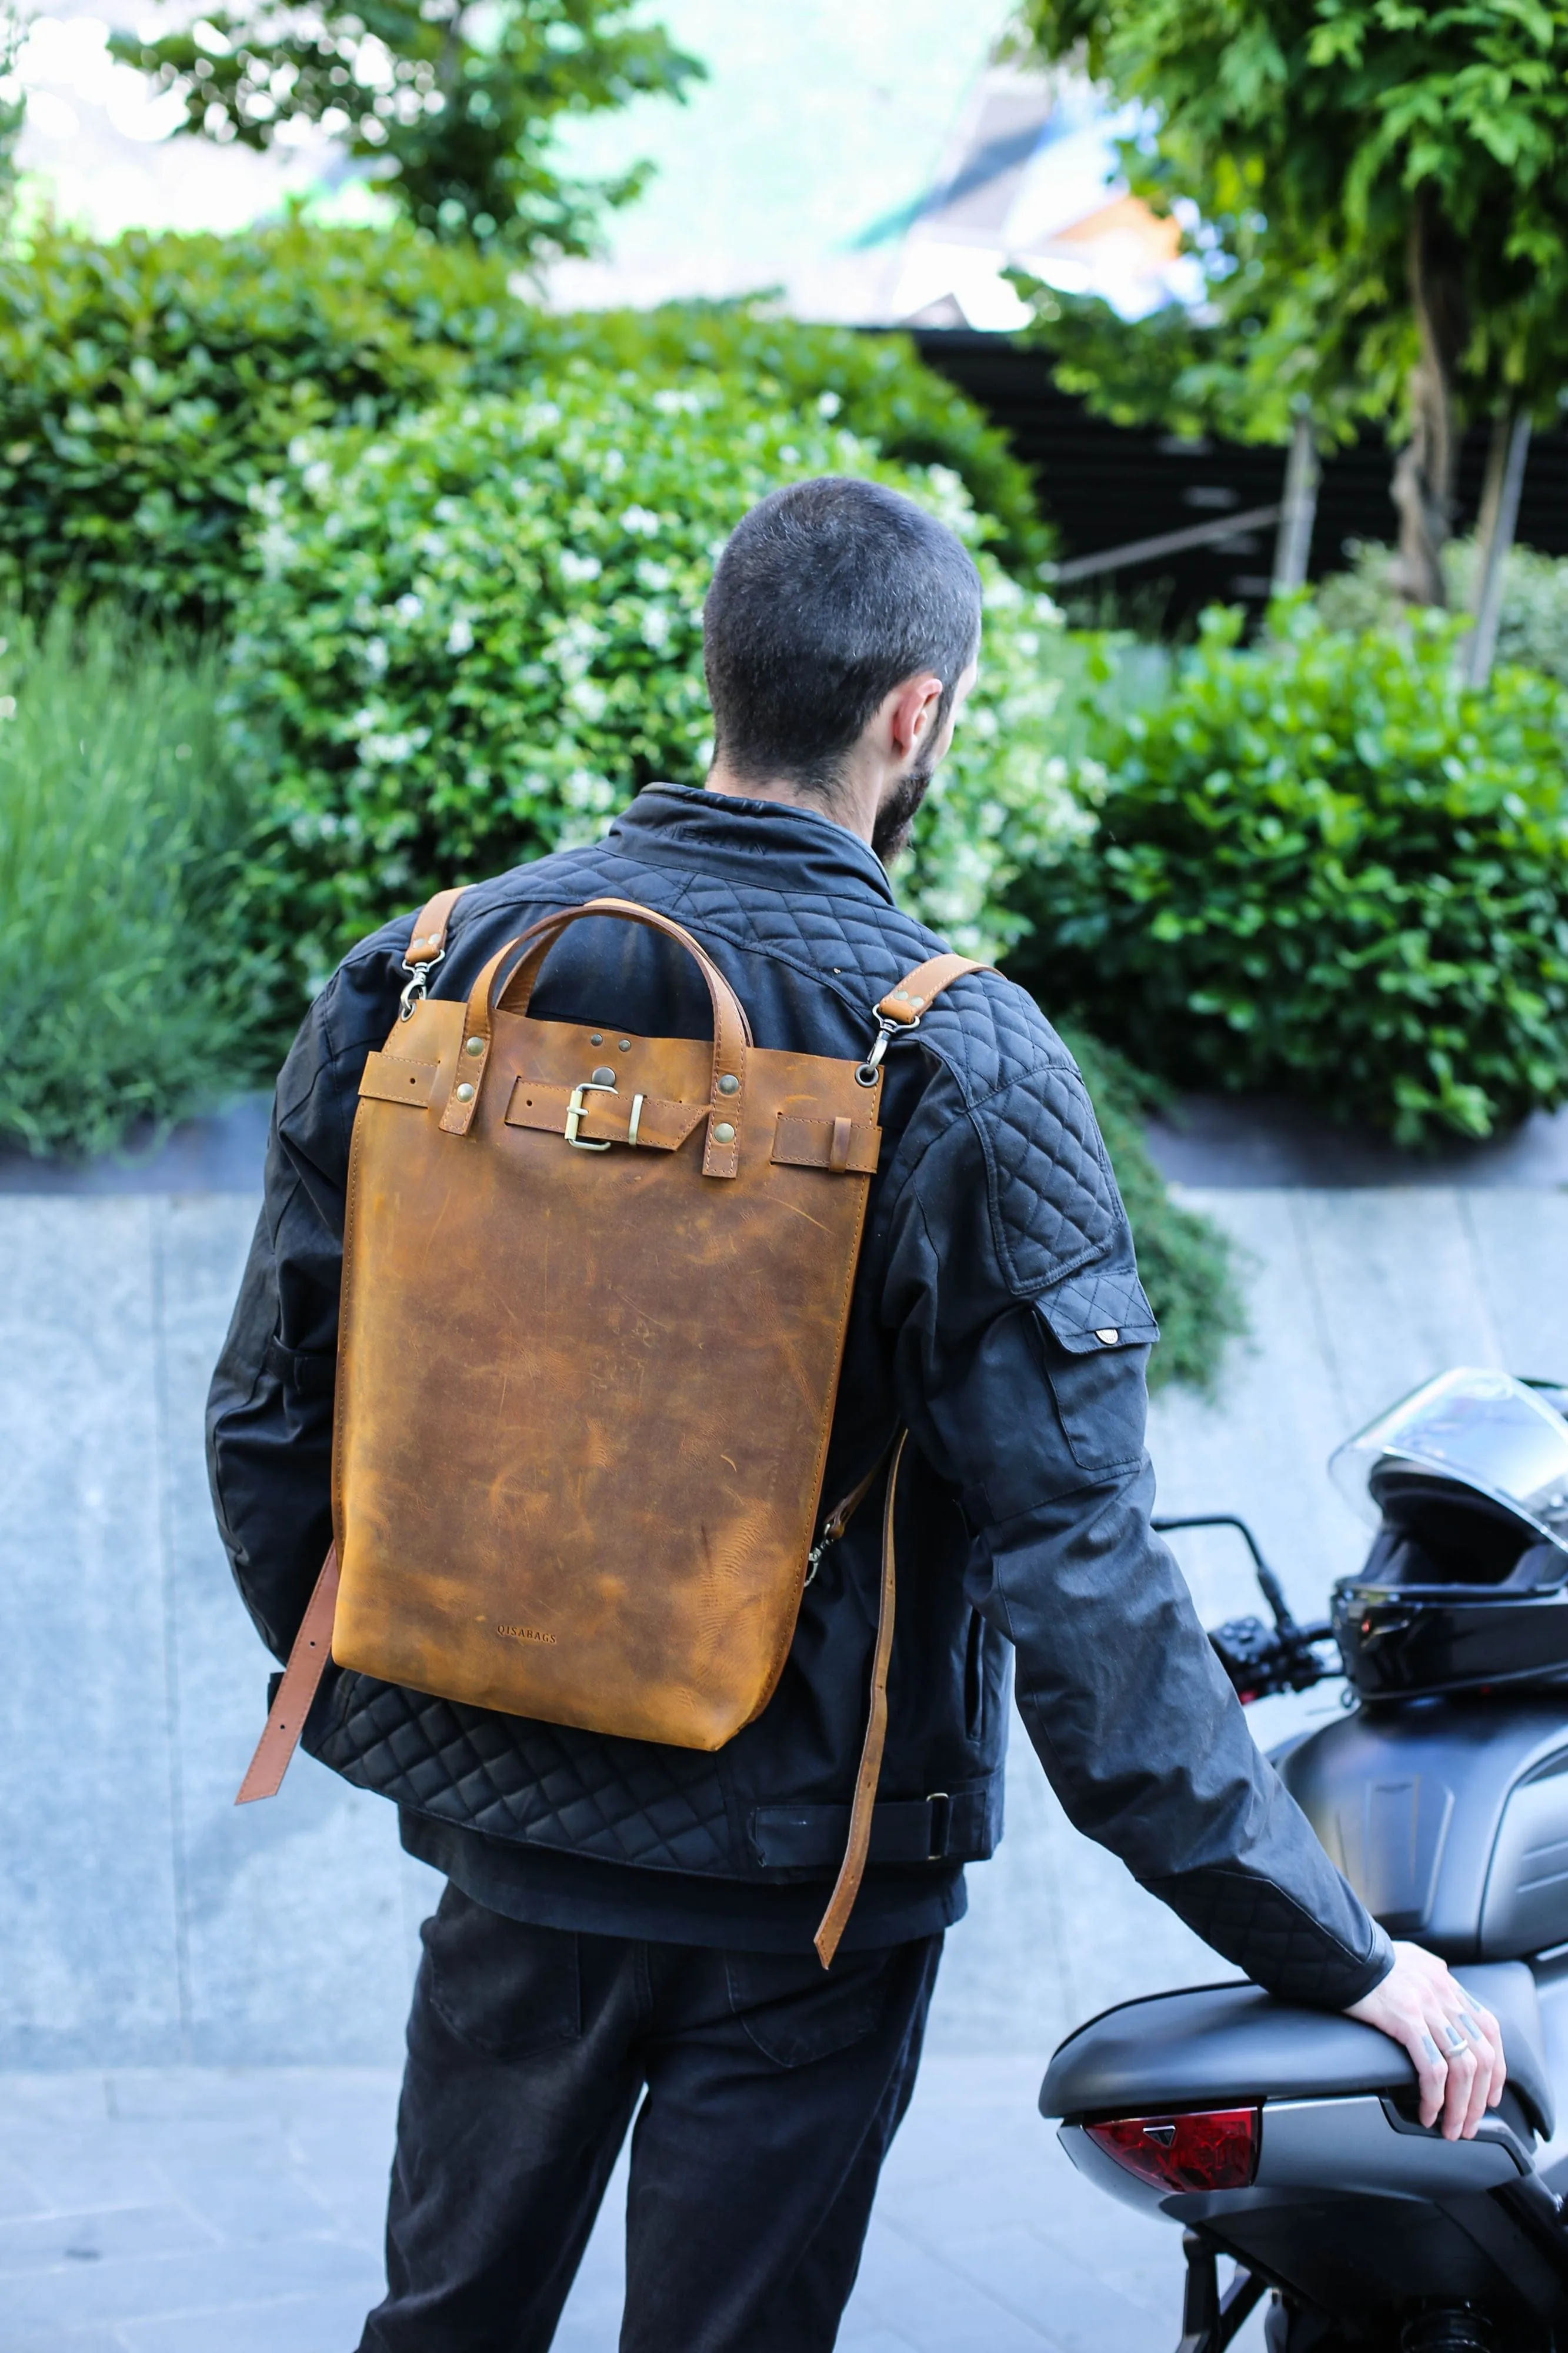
{"left": 1040, "top": 1961, "right": 1552, "bottom": 2141}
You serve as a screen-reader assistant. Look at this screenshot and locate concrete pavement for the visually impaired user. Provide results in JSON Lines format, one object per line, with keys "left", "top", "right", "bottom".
{"left": 0, "top": 2056, "right": 1239, "bottom": 2353}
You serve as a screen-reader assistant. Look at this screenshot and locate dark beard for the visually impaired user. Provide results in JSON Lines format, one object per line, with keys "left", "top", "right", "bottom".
{"left": 871, "top": 759, "right": 935, "bottom": 863}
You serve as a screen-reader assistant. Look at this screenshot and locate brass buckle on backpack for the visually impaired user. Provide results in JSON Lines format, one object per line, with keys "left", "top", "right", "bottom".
{"left": 565, "top": 1079, "right": 616, "bottom": 1150}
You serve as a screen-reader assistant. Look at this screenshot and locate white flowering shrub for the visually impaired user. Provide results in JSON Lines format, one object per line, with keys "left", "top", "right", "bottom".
{"left": 228, "top": 371, "right": 1083, "bottom": 1002}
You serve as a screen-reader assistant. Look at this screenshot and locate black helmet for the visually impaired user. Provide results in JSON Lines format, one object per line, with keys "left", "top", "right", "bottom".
{"left": 1329, "top": 1371, "right": 1568, "bottom": 1701}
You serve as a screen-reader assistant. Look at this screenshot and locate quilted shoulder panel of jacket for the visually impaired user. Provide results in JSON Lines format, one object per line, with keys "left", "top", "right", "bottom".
{"left": 342, "top": 830, "right": 1076, "bottom": 1108}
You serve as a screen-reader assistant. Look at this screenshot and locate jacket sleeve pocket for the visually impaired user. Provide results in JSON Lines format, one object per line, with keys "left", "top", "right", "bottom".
{"left": 1032, "top": 1259, "right": 1159, "bottom": 1477}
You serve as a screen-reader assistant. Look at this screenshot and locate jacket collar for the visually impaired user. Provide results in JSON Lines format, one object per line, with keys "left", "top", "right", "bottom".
{"left": 607, "top": 784, "right": 896, "bottom": 906}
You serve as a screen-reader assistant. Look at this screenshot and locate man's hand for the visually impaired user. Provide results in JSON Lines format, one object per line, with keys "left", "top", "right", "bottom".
{"left": 1346, "top": 1942, "right": 1508, "bottom": 2141}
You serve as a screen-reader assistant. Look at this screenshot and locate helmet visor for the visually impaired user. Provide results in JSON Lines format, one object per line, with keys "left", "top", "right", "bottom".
{"left": 1329, "top": 1368, "right": 1568, "bottom": 1546}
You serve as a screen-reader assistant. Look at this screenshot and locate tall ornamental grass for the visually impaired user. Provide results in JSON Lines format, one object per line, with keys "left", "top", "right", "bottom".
{"left": 0, "top": 605, "right": 269, "bottom": 1155}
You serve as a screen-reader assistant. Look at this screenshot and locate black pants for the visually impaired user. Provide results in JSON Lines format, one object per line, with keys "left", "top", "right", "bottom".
{"left": 359, "top": 1885, "right": 944, "bottom": 2353}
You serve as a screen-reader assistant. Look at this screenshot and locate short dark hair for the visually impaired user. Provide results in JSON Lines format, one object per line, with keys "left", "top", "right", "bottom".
{"left": 702, "top": 476, "right": 982, "bottom": 796}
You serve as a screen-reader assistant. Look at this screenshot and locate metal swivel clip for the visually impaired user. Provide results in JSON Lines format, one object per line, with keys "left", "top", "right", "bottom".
{"left": 855, "top": 1010, "right": 917, "bottom": 1089}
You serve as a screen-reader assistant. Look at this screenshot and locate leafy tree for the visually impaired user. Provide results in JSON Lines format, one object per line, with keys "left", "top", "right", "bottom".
{"left": 111, "top": 0, "right": 703, "bottom": 259}
{"left": 1015, "top": 2, "right": 1568, "bottom": 609}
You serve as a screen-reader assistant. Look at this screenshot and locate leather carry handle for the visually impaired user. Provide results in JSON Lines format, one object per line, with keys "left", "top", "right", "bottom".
{"left": 440, "top": 898, "right": 754, "bottom": 1181}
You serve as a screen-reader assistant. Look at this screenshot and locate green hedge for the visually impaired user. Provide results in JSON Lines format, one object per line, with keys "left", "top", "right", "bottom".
{"left": 228, "top": 370, "right": 1076, "bottom": 1009}
{"left": 1059, "top": 1023, "right": 1246, "bottom": 1394}
{"left": 522, "top": 303, "right": 1050, "bottom": 578}
{"left": 1009, "top": 603, "right": 1568, "bottom": 1144}
{"left": 0, "top": 219, "right": 1046, "bottom": 626}
{"left": 0, "top": 603, "right": 271, "bottom": 1155}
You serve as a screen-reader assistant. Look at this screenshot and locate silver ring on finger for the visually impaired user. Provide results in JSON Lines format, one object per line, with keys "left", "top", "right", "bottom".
{"left": 1442, "top": 2021, "right": 1468, "bottom": 2055}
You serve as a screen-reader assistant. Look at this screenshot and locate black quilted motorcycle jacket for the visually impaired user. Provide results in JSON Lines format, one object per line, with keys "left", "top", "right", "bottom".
{"left": 208, "top": 785, "right": 1391, "bottom": 2000}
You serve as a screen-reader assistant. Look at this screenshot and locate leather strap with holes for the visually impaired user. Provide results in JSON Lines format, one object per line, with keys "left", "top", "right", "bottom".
{"left": 235, "top": 1545, "right": 341, "bottom": 1804}
{"left": 405, "top": 886, "right": 468, "bottom": 970}
{"left": 879, "top": 952, "right": 987, "bottom": 1026}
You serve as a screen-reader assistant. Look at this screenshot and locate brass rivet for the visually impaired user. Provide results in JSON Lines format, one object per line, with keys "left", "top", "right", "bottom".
{"left": 592, "top": 1066, "right": 616, "bottom": 1085}
{"left": 1095, "top": 1328, "right": 1119, "bottom": 1345}
{"left": 718, "top": 1072, "right": 739, "bottom": 1095}
{"left": 455, "top": 1082, "right": 475, "bottom": 1102}
{"left": 712, "top": 1121, "right": 735, "bottom": 1145}
{"left": 465, "top": 1036, "right": 485, "bottom": 1056}
{"left": 590, "top": 1032, "right": 603, "bottom": 1045}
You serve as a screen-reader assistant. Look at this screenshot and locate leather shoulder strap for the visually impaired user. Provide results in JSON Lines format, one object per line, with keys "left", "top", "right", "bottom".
{"left": 878, "top": 952, "right": 988, "bottom": 1026}
{"left": 405, "top": 885, "right": 468, "bottom": 971}
{"left": 813, "top": 1430, "right": 908, "bottom": 1969}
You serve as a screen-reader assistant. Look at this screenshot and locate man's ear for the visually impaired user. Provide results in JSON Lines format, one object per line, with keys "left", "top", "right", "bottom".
{"left": 889, "top": 673, "right": 945, "bottom": 758}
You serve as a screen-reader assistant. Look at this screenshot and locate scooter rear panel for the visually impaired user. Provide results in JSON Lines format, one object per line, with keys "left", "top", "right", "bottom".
{"left": 1040, "top": 1964, "right": 1552, "bottom": 2139}
{"left": 1043, "top": 1968, "right": 1565, "bottom": 2343}
{"left": 1275, "top": 1702, "right": 1568, "bottom": 1958}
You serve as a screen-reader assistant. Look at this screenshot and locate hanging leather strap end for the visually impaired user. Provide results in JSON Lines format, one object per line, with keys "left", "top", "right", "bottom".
{"left": 235, "top": 1545, "right": 341, "bottom": 1804}
{"left": 813, "top": 1431, "right": 906, "bottom": 1969}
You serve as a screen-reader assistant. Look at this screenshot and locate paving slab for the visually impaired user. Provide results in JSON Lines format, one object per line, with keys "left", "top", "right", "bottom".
{"left": 0, "top": 2059, "right": 1257, "bottom": 2353}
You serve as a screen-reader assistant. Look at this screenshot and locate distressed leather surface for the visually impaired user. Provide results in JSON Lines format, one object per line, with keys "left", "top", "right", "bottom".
{"left": 332, "top": 948, "right": 879, "bottom": 1749}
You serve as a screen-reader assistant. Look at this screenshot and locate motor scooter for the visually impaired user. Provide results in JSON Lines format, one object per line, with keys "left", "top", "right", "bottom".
{"left": 1042, "top": 1369, "right": 1568, "bottom": 2352}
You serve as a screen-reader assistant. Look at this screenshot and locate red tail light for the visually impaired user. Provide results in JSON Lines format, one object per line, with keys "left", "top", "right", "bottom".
{"left": 1086, "top": 2106, "right": 1259, "bottom": 2193}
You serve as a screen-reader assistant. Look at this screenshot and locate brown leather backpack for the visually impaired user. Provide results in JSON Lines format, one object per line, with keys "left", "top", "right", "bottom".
{"left": 238, "top": 889, "right": 981, "bottom": 1962}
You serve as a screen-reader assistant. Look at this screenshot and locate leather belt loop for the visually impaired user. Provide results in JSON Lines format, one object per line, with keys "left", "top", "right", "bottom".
{"left": 813, "top": 1429, "right": 908, "bottom": 1969}
{"left": 234, "top": 1544, "right": 341, "bottom": 1804}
